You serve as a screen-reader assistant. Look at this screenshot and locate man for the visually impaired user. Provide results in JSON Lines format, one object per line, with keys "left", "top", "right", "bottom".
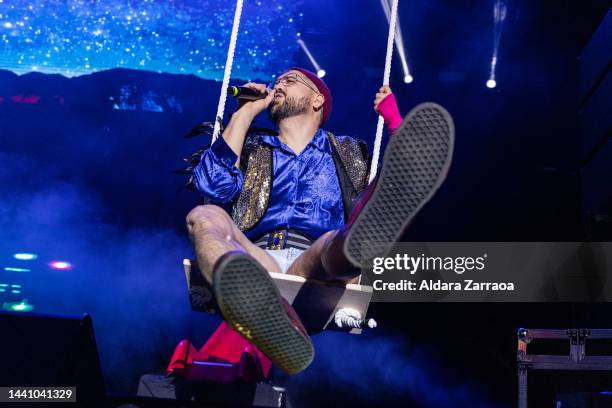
{"left": 186, "top": 67, "right": 454, "bottom": 374}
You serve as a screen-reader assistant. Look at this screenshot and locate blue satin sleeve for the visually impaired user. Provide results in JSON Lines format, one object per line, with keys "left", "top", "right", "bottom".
{"left": 193, "top": 137, "right": 243, "bottom": 205}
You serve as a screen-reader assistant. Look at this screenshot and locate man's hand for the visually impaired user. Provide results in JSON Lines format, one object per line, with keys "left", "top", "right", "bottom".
{"left": 373, "top": 85, "right": 402, "bottom": 135}
{"left": 373, "top": 85, "right": 393, "bottom": 114}
{"left": 235, "top": 82, "right": 275, "bottom": 119}
{"left": 220, "top": 82, "right": 274, "bottom": 168}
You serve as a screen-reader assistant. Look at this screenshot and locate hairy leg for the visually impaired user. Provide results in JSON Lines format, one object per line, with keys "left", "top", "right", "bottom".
{"left": 186, "top": 204, "right": 281, "bottom": 283}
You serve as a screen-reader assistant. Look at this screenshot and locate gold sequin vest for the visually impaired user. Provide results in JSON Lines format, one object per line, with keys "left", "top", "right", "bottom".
{"left": 231, "top": 131, "right": 370, "bottom": 233}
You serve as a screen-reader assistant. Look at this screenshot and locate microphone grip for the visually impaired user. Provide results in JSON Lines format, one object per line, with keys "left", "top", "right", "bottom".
{"left": 227, "top": 86, "right": 268, "bottom": 100}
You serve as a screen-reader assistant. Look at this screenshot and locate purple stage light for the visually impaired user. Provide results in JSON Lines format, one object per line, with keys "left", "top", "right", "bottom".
{"left": 49, "top": 261, "right": 73, "bottom": 271}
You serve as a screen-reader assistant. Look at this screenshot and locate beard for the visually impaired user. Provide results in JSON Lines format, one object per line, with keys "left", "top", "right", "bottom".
{"left": 267, "top": 94, "right": 311, "bottom": 124}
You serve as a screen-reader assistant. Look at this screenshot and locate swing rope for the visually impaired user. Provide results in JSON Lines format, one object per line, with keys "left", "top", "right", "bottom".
{"left": 368, "top": 0, "right": 400, "bottom": 183}
{"left": 212, "top": 0, "right": 244, "bottom": 142}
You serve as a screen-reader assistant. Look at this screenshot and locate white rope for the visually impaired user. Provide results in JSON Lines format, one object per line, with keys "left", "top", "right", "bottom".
{"left": 212, "top": 0, "right": 244, "bottom": 142}
{"left": 368, "top": 0, "right": 399, "bottom": 183}
{"left": 334, "top": 308, "right": 377, "bottom": 329}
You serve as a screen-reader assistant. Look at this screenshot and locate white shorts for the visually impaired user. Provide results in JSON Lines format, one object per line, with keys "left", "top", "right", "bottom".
{"left": 265, "top": 247, "right": 305, "bottom": 274}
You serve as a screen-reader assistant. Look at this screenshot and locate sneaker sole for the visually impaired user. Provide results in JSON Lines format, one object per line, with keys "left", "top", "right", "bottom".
{"left": 344, "top": 102, "right": 455, "bottom": 267}
{"left": 213, "top": 252, "right": 314, "bottom": 374}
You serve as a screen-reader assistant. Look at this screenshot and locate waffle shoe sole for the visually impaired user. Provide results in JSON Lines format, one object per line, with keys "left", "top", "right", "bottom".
{"left": 344, "top": 102, "right": 455, "bottom": 267}
{"left": 213, "top": 251, "right": 314, "bottom": 374}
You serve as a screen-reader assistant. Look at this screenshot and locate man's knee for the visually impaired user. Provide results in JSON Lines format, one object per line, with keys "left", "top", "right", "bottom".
{"left": 320, "top": 230, "right": 336, "bottom": 242}
{"left": 186, "top": 204, "right": 232, "bottom": 235}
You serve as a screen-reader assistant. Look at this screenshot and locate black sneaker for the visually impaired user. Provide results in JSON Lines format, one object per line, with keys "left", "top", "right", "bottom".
{"left": 343, "top": 102, "right": 455, "bottom": 267}
{"left": 213, "top": 251, "right": 314, "bottom": 374}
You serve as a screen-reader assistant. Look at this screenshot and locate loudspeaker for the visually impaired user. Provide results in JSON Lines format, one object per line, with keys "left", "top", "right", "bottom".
{"left": 0, "top": 311, "right": 106, "bottom": 406}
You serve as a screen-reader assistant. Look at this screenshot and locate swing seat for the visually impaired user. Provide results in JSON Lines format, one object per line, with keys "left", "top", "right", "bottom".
{"left": 183, "top": 259, "right": 373, "bottom": 334}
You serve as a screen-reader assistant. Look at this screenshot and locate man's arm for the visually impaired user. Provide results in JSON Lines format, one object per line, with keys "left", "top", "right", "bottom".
{"left": 220, "top": 82, "right": 274, "bottom": 168}
{"left": 193, "top": 137, "right": 243, "bottom": 204}
{"left": 192, "top": 82, "right": 273, "bottom": 204}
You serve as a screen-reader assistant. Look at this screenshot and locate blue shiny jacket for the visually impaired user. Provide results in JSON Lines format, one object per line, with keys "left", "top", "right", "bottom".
{"left": 194, "top": 129, "right": 369, "bottom": 241}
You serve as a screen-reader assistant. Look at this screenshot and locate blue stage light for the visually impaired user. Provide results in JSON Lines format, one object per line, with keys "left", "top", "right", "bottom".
{"left": 4, "top": 267, "right": 31, "bottom": 272}
{"left": 13, "top": 253, "right": 38, "bottom": 261}
{"left": 2, "top": 300, "right": 34, "bottom": 312}
{"left": 486, "top": 79, "right": 497, "bottom": 89}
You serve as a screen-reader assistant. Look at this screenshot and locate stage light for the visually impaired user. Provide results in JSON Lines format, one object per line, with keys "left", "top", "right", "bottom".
{"left": 297, "top": 39, "right": 326, "bottom": 80}
{"left": 13, "top": 253, "right": 37, "bottom": 261}
{"left": 49, "top": 261, "right": 73, "bottom": 271}
{"left": 488, "top": 0, "right": 507, "bottom": 89}
{"left": 2, "top": 300, "right": 34, "bottom": 313}
{"left": 3, "top": 267, "right": 30, "bottom": 273}
{"left": 380, "top": 0, "right": 414, "bottom": 85}
{"left": 0, "top": 284, "right": 22, "bottom": 293}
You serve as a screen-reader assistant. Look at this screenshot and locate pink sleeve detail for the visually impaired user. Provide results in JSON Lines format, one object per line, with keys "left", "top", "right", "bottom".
{"left": 377, "top": 92, "right": 403, "bottom": 135}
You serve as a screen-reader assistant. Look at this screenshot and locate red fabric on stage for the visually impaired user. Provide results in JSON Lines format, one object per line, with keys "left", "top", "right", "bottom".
{"left": 167, "top": 322, "right": 272, "bottom": 380}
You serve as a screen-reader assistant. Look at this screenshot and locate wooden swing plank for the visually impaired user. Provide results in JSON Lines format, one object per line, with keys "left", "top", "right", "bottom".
{"left": 183, "top": 259, "right": 373, "bottom": 334}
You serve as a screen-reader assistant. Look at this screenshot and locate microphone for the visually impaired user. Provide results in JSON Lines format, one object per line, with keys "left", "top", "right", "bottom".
{"left": 227, "top": 86, "right": 269, "bottom": 100}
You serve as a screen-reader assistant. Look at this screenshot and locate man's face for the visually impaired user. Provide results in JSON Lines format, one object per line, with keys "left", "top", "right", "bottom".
{"left": 268, "top": 70, "right": 320, "bottom": 124}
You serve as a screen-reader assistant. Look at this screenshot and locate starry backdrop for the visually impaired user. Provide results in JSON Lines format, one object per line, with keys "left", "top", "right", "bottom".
{"left": 0, "top": 0, "right": 302, "bottom": 80}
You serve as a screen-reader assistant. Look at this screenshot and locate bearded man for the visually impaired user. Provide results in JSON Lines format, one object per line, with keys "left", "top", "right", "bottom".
{"left": 186, "top": 67, "right": 454, "bottom": 374}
